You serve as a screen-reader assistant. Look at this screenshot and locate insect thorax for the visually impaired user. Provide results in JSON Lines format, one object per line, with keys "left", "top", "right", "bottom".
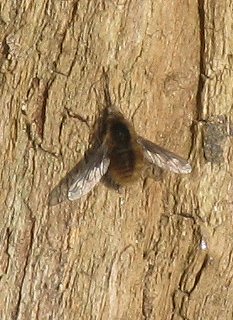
{"left": 110, "top": 120, "right": 131, "bottom": 145}
{"left": 107, "top": 119, "right": 138, "bottom": 179}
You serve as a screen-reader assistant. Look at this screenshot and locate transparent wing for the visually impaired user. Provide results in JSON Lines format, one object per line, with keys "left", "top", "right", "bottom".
{"left": 137, "top": 136, "right": 192, "bottom": 174}
{"left": 68, "top": 145, "right": 110, "bottom": 200}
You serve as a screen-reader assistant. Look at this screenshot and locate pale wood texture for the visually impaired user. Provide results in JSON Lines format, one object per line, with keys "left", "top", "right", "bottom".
{"left": 0, "top": 1, "right": 232, "bottom": 319}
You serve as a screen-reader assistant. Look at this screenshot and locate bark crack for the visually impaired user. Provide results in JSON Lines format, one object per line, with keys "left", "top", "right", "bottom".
{"left": 196, "top": 0, "right": 206, "bottom": 121}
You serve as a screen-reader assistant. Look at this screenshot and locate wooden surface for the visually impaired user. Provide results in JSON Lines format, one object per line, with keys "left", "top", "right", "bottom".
{"left": 0, "top": 0, "right": 232, "bottom": 319}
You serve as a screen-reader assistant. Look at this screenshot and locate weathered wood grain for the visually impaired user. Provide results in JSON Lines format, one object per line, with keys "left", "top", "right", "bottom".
{"left": 0, "top": 1, "right": 232, "bottom": 319}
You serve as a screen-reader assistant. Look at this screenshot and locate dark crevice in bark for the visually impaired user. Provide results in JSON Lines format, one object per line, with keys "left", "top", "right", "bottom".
{"left": 64, "top": 107, "right": 90, "bottom": 127}
{"left": 189, "top": 0, "right": 206, "bottom": 160}
{"left": 196, "top": 0, "right": 206, "bottom": 121}
{"left": 186, "top": 254, "right": 209, "bottom": 295}
{"left": 38, "top": 77, "right": 56, "bottom": 140}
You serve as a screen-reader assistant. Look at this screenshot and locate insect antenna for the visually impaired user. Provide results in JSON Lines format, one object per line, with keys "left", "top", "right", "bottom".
{"left": 102, "top": 67, "right": 113, "bottom": 108}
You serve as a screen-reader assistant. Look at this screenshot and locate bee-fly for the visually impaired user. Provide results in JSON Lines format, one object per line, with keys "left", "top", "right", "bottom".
{"left": 67, "top": 107, "right": 192, "bottom": 201}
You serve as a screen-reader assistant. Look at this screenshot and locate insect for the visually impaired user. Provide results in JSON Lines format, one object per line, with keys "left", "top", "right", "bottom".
{"left": 68, "top": 107, "right": 192, "bottom": 200}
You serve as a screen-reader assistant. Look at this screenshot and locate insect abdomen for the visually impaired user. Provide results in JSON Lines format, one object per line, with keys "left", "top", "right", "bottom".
{"left": 112, "top": 147, "right": 135, "bottom": 173}
{"left": 109, "top": 146, "right": 143, "bottom": 184}
{"left": 106, "top": 116, "right": 144, "bottom": 185}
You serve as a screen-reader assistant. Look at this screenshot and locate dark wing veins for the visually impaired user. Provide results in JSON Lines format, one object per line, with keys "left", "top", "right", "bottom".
{"left": 137, "top": 136, "right": 192, "bottom": 174}
{"left": 68, "top": 144, "right": 110, "bottom": 200}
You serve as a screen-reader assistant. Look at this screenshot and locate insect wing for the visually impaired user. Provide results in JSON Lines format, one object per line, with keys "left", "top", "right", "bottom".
{"left": 137, "top": 136, "right": 192, "bottom": 174}
{"left": 68, "top": 145, "right": 110, "bottom": 200}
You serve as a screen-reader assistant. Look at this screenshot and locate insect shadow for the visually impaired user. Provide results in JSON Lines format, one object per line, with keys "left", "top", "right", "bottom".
{"left": 49, "top": 70, "right": 123, "bottom": 206}
{"left": 48, "top": 107, "right": 114, "bottom": 206}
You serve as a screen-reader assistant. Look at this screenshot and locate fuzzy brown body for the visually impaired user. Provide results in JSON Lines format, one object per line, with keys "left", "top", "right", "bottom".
{"left": 53, "top": 73, "right": 192, "bottom": 203}
{"left": 55, "top": 105, "right": 192, "bottom": 203}
{"left": 104, "top": 111, "right": 144, "bottom": 186}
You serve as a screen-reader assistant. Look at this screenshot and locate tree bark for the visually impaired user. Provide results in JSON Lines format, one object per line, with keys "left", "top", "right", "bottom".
{"left": 0, "top": 1, "right": 232, "bottom": 319}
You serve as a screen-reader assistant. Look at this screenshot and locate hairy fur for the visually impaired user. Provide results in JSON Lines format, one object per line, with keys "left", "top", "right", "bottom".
{"left": 104, "top": 113, "right": 144, "bottom": 185}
